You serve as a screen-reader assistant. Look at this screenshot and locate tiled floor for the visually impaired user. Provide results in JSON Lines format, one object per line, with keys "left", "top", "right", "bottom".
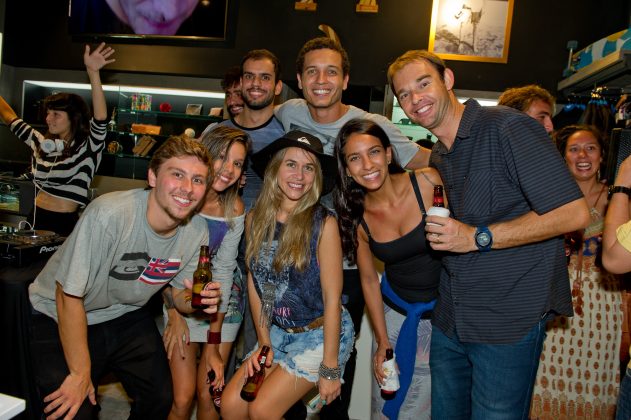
{"left": 97, "top": 381, "right": 130, "bottom": 419}
{"left": 97, "top": 381, "right": 321, "bottom": 419}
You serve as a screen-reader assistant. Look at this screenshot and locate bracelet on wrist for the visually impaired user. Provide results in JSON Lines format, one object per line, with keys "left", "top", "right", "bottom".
{"left": 609, "top": 185, "right": 631, "bottom": 198}
{"left": 318, "top": 362, "right": 341, "bottom": 380}
{"left": 207, "top": 331, "right": 221, "bottom": 344}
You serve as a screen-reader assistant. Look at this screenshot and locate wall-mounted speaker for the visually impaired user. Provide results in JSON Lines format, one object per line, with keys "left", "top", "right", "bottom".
{"left": 606, "top": 128, "right": 631, "bottom": 185}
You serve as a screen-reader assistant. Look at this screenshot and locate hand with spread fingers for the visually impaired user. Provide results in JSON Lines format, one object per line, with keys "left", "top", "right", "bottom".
{"left": 43, "top": 372, "right": 96, "bottom": 420}
{"left": 83, "top": 42, "right": 116, "bottom": 73}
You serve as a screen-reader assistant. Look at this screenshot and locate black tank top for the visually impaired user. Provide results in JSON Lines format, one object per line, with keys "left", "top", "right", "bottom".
{"left": 360, "top": 172, "right": 441, "bottom": 304}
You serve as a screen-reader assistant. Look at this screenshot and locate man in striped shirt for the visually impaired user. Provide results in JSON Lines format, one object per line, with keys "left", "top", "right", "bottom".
{"left": 388, "top": 50, "right": 590, "bottom": 419}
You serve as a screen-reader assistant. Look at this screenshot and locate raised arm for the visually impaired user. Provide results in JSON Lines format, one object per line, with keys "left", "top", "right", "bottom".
{"left": 44, "top": 283, "right": 97, "bottom": 419}
{"left": 83, "top": 43, "right": 115, "bottom": 121}
{"left": 317, "top": 215, "right": 344, "bottom": 404}
{"left": 0, "top": 95, "right": 18, "bottom": 125}
{"left": 603, "top": 155, "right": 631, "bottom": 274}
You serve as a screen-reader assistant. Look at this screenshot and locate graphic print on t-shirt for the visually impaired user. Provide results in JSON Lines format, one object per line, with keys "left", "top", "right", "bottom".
{"left": 251, "top": 239, "right": 308, "bottom": 328}
{"left": 109, "top": 251, "right": 181, "bottom": 284}
{"left": 140, "top": 258, "right": 181, "bottom": 285}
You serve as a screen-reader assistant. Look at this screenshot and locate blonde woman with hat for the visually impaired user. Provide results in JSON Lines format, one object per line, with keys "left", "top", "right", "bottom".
{"left": 220, "top": 130, "right": 354, "bottom": 420}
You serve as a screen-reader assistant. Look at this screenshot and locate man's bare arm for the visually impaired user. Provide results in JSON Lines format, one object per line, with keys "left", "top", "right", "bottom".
{"left": 403, "top": 147, "right": 431, "bottom": 170}
{"left": 44, "top": 283, "right": 96, "bottom": 419}
{"left": 426, "top": 197, "right": 590, "bottom": 253}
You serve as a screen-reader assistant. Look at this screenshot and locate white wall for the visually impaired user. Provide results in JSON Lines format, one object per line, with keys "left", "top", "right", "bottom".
{"left": 348, "top": 311, "right": 374, "bottom": 420}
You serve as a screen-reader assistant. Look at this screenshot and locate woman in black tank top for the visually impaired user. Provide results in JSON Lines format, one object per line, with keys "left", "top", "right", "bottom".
{"left": 333, "top": 119, "right": 445, "bottom": 419}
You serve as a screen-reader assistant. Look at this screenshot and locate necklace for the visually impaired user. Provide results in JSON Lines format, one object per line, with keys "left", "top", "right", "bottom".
{"left": 587, "top": 182, "right": 605, "bottom": 220}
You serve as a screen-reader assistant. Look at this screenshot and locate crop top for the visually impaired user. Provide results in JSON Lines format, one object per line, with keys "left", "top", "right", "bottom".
{"left": 10, "top": 118, "right": 107, "bottom": 206}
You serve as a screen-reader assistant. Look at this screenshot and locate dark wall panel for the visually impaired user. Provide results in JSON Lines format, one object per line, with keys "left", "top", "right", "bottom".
{"left": 2, "top": 0, "right": 629, "bottom": 96}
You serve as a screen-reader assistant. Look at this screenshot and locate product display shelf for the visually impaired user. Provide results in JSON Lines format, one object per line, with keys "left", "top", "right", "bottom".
{"left": 21, "top": 81, "right": 225, "bottom": 180}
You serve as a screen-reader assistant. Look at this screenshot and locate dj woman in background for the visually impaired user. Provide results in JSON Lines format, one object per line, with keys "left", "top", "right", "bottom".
{"left": 0, "top": 42, "right": 114, "bottom": 236}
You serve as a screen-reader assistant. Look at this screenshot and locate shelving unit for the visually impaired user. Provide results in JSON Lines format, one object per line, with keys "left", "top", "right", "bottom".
{"left": 557, "top": 49, "right": 631, "bottom": 98}
{"left": 21, "top": 81, "right": 225, "bottom": 179}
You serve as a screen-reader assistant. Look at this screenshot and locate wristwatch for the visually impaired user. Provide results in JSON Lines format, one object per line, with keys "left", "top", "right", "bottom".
{"left": 474, "top": 226, "right": 493, "bottom": 252}
{"left": 609, "top": 185, "right": 631, "bottom": 198}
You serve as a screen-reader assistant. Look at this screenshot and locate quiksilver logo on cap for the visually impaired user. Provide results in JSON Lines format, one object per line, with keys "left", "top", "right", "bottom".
{"left": 297, "top": 136, "right": 311, "bottom": 145}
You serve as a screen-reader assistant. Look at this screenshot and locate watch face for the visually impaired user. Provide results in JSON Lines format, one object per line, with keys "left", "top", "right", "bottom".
{"left": 476, "top": 232, "right": 491, "bottom": 247}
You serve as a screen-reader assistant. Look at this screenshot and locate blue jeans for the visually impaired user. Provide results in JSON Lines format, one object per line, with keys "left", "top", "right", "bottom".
{"left": 616, "top": 366, "right": 631, "bottom": 420}
{"left": 430, "top": 315, "right": 550, "bottom": 420}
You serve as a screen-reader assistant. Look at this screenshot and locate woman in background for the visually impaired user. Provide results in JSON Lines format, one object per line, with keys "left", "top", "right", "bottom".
{"left": 530, "top": 124, "right": 623, "bottom": 419}
{"left": 220, "top": 131, "right": 354, "bottom": 420}
{"left": 334, "top": 119, "right": 442, "bottom": 419}
{"left": 162, "top": 126, "right": 250, "bottom": 420}
{"left": 0, "top": 42, "right": 114, "bottom": 236}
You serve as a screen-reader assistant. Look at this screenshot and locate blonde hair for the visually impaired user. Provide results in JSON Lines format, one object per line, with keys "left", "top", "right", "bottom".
{"left": 246, "top": 148, "right": 323, "bottom": 272}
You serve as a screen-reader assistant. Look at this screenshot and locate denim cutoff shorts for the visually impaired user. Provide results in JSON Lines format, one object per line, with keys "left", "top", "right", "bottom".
{"left": 249, "top": 308, "right": 355, "bottom": 383}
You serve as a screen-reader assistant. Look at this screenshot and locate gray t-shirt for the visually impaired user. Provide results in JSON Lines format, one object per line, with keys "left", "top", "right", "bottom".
{"left": 29, "top": 188, "right": 209, "bottom": 325}
{"left": 275, "top": 98, "right": 420, "bottom": 167}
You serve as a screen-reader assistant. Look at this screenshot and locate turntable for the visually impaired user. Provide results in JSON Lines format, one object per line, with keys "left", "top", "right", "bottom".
{"left": 0, "top": 229, "right": 65, "bottom": 267}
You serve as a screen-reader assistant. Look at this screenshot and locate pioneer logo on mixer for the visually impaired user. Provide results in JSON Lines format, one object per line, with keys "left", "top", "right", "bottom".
{"left": 39, "top": 245, "right": 60, "bottom": 254}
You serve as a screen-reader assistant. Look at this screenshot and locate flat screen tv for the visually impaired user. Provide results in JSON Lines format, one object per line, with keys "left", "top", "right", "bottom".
{"left": 68, "top": 0, "right": 238, "bottom": 46}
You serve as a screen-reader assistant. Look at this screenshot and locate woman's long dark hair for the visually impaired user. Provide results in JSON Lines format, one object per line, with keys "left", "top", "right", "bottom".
{"left": 333, "top": 118, "right": 405, "bottom": 264}
{"left": 40, "top": 93, "right": 91, "bottom": 160}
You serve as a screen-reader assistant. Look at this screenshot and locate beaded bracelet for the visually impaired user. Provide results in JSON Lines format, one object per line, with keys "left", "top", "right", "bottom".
{"left": 318, "top": 362, "right": 341, "bottom": 380}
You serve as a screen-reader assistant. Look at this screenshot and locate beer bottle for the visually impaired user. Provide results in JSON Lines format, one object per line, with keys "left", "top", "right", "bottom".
{"left": 432, "top": 185, "right": 445, "bottom": 208}
{"left": 208, "top": 370, "right": 222, "bottom": 413}
{"left": 191, "top": 245, "right": 211, "bottom": 309}
{"left": 380, "top": 348, "right": 400, "bottom": 400}
{"left": 240, "top": 345, "right": 270, "bottom": 402}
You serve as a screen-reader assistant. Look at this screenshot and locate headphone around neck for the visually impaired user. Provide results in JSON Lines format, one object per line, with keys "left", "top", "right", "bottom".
{"left": 40, "top": 138, "right": 66, "bottom": 156}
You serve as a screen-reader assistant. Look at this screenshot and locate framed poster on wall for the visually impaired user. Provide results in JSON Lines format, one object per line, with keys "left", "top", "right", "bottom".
{"left": 428, "top": 0, "right": 514, "bottom": 63}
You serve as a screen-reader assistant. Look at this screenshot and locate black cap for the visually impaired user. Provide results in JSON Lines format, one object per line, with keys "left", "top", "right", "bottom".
{"left": 251, "top": 130, "right": 337, "bottom": 194}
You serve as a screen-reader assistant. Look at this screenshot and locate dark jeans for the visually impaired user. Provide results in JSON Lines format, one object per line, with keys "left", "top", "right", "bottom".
{"left": 29, "top": 306, "right": 172, "bottom": 420}
{"left": 617, "top": 366, "right": 631, "bottom": 420}
{"left": 285, "top": 268, "right": 365, "bottom": 420}
{"left": 430, "top": 314, "right": 551, "bottom": 420}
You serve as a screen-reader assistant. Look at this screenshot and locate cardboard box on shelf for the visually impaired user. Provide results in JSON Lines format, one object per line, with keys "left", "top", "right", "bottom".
{"left": 131, "top": 123, "right": 161, "bottom": 135}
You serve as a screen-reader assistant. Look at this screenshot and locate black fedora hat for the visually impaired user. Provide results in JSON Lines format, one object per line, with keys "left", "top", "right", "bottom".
{"left": 251, "top": 130, "right": 337, "bottom": 195}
